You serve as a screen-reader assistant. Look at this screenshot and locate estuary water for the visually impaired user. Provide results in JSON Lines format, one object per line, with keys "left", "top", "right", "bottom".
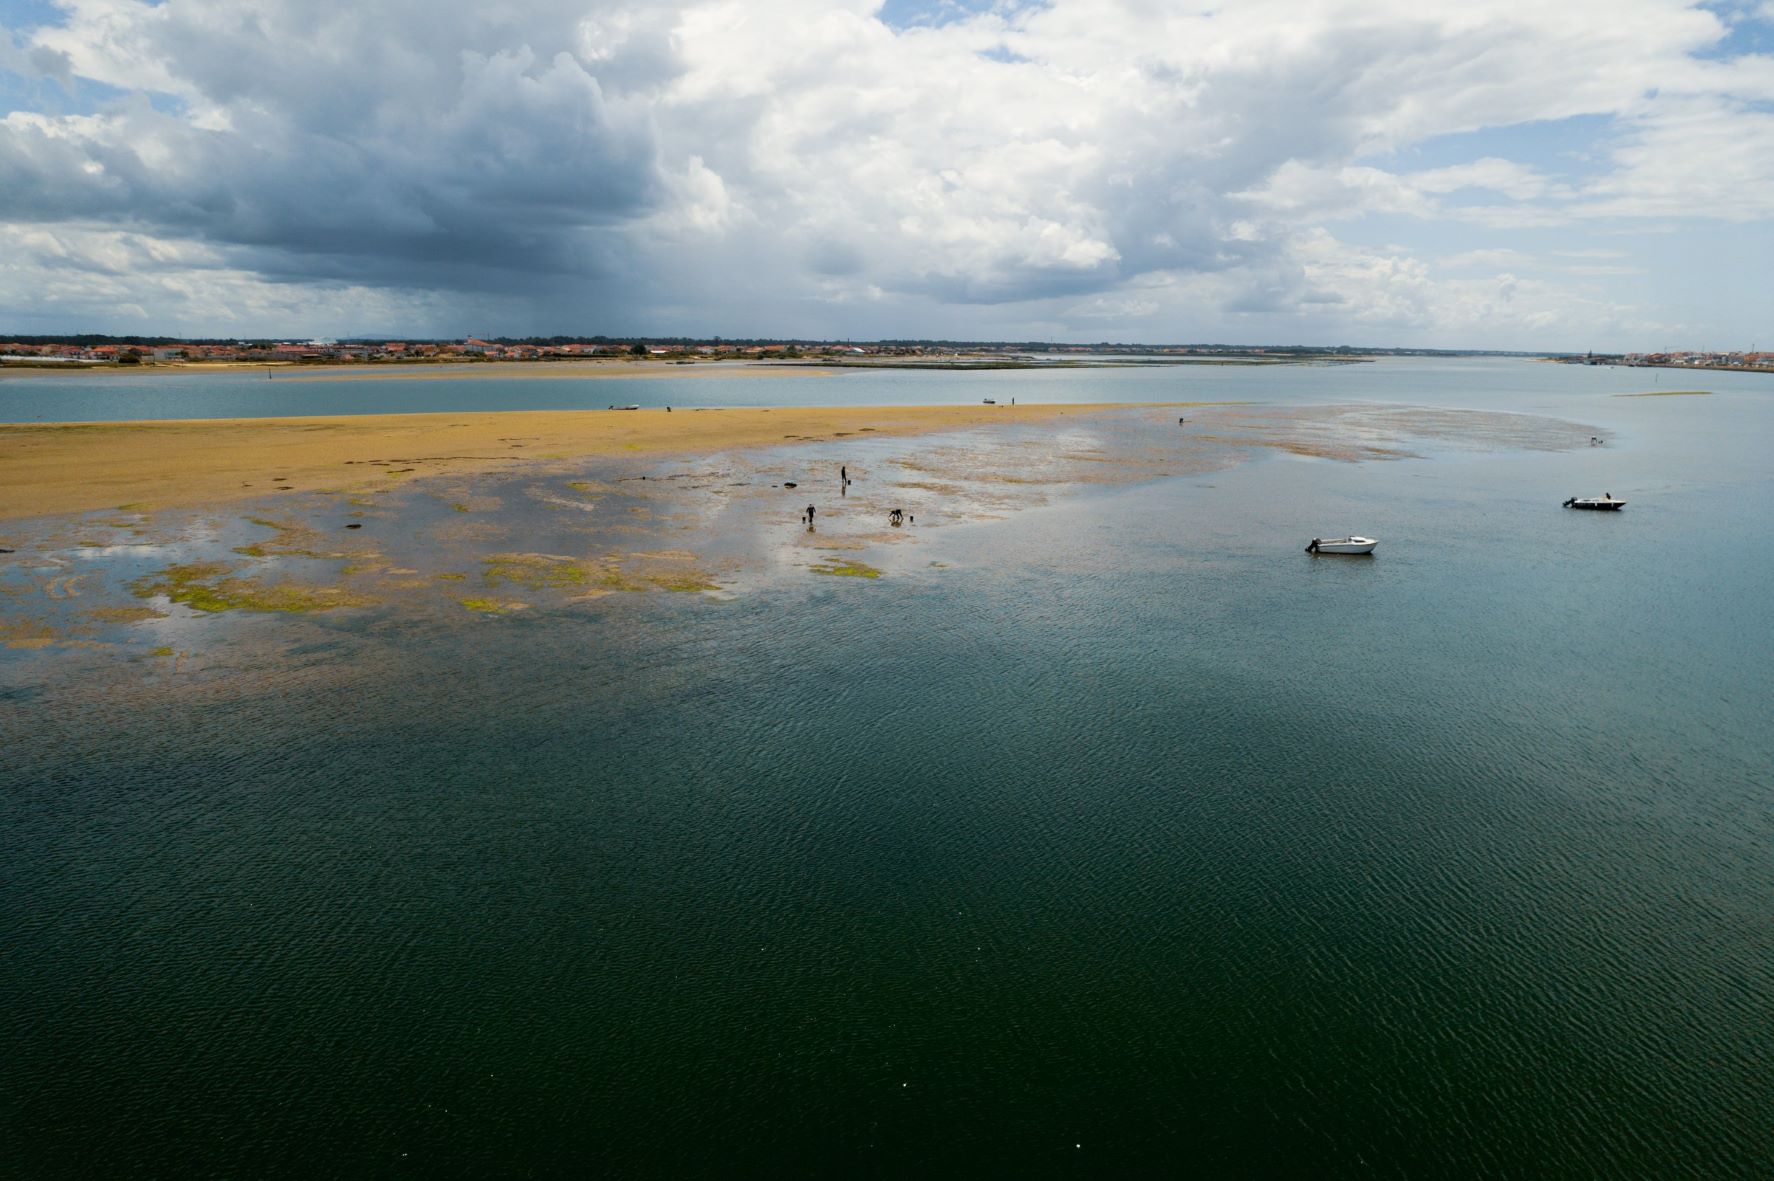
{"left": 4, "top": 360, "right": 1772, "bottom": 1176}
{"left": 0, "top": 352, "right": 1759, "bottom": 420}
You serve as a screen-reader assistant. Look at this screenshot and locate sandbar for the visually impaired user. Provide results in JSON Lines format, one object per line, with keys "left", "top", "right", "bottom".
{"left": 1, "top": 359, "right": 839, "bottom": 382}
{"left": 0, "top": 402, "right": 1195, "bottom": 521}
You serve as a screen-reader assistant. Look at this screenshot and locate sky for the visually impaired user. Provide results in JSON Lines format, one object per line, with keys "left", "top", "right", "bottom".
{"left": 0, "top": 0, "right": 1770, "bottom": 348}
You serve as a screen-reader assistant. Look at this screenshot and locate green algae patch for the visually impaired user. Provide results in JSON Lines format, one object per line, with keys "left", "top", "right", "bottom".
{"left": 1618, "top": 389, "right": 1710, "bottom": 397}
{"left": 435, "top": 572, "right": 467, "bottom": 582}
{"left": 588, "top": 567, "right": 647, "bottom": 593}
{"left": 235, "top": 517, "right": 347, "bottom": 560}
{"left": 459, "top": 597, "right": 529, "bottom": 615}
{"left": 483, "top": 553, "right": 587, "bottom": 589}
{"left": 810, "top": 558, "right": 882, "bottom": 579}
{"left": 450, "top": 502, "right": 471, "bottom": 512}
{"left": 1, "top": 618, "right": 60, "bottom": 649}
{"left": 131, "top": 561, "right": 376, "bottom": 614}
{"left": 150, "top": 646, "right": 175, "bottom": 658}
{"left": 649, "top": 572, "right": 722, "bottom": 593}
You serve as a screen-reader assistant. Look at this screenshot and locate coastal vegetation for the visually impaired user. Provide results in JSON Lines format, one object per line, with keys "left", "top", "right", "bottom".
{"left": 458, "top": 597, "right": 527, "bottom": 614}
{"left": 482, "top": 553, "right": 588, "bottom": 589}
{"left": 232, "top": 516, "right": 346, "bottom": 559}
{"left": 809, "top": 558, "right": 881, "bottom": 578}
{"left": 130, "top": 561, "right": 375, "bottom": 613}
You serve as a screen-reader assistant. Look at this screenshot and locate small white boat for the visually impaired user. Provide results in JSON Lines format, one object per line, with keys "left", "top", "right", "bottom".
{"left": 1563, "top": 494, "right": 1625, "bottom": 510}
{"left": 1306, "top": 535, "right": 1377, "bottom": 555}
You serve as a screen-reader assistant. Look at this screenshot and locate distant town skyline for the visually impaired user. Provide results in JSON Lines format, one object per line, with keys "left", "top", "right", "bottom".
{"left": 10, "top": 334, "right": 1770, "bottom": 377}
{"left": 2, "top": 0, "right": 1771, "bottom": 350}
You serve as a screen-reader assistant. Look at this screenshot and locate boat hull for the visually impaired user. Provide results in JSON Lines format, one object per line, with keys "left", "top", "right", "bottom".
{"left": 1564, "top": 498, "right": 1626, "bottom": 510}
{"left": 1307, "top": 537, "right": 1377, "bottom": 555}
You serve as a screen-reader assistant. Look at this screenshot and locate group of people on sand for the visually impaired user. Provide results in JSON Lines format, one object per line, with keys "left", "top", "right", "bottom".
{"left": 800, "top": 464, "right": 912, "bottom": 530}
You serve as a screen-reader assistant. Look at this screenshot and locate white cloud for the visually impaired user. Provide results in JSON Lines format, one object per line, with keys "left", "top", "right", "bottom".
{"left": 1068, "top": 295, "right": 1159, "bottom": 319}
{"left": 1288, "top": 230, "right": 1670, "bottom": 343}
{"left": 0, "top": 0, "right": 1768, "bottom": 345}
{"left": 1577, "top": 96, "right": 1774, "bottom": 221}
{"left": 0, "top": 223, "right": 479, "bottom": 336}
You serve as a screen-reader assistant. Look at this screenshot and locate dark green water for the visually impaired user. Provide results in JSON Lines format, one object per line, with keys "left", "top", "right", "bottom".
{"left": 5, "top": 362, "right": 1772, "bottom": 1175}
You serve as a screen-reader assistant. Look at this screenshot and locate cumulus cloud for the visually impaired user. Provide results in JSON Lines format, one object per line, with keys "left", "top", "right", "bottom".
{"left": 0, "top": 0, "right": 1768, "bottom": 344}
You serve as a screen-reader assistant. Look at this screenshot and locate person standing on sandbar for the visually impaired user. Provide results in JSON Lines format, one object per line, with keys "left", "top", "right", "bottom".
{"left": 806, "top": 504, "right": 816, "bottom": 529}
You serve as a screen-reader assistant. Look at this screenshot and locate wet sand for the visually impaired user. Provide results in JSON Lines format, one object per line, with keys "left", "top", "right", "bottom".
{"left": 0, "top": 401, "right": 1605, "bottom": 658}
{"left": 0, "top": 402, "right": 1195, "bottom": 521}
{"left": 0, "top": 359, "right": 834, "bottom": 382}
{"left": 237, "top": 359, "right": 845, "bottom": 383}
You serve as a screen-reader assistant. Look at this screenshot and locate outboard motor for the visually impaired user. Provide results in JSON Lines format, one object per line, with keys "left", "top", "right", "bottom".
{"left": 1306, "top": 538, "right": 1320, "bottom": 553}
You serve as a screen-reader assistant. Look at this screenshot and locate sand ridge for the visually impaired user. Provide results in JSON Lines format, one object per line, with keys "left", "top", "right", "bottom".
{"left": 0, "top": 402, "right": 1204, "bottom": 521}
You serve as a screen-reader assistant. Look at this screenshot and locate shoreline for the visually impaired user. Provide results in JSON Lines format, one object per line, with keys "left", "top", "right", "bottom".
{"left": 0, "top": 401, "right": 1206, "bottom": 522}
{"left": 0, "top": 358, "right": 843, "bottom": 382}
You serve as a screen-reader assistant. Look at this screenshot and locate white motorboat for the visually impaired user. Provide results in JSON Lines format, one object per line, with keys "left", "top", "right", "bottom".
{"left": 1563, "top": 494, "right": 1626, "bottom": 510}
{"left": 1306, "top": 535, "right": 1377, "bottom": 555}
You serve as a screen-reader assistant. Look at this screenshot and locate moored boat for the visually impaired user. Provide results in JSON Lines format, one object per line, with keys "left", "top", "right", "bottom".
{"left": 1306, "top": 535, "right": 1377, "bottom": 555}
{"left": 1563, "top": 494, "right": 1626, "bottom": 510}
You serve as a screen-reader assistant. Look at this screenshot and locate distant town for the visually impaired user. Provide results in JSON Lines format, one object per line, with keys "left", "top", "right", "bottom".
{"left": 1556, "top": 350, "right": 1774, "bottom": 374}
{"left": 0, "top": 336, "right": 1508, "bottom": 366}
{"left": 1, "top": 336, "right": 1769, "bottom": 373}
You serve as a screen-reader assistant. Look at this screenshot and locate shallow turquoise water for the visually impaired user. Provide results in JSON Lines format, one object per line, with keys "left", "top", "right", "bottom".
{"left": 4, "top": 362, "right": 1772, "bottom": 1175}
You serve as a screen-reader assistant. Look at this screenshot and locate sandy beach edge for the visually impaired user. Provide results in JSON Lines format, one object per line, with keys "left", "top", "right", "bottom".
{"left": 0, "top": 358, "right": 844, "bottom": 383}
{"left": 0, "top": 402, "right": 1210, "bottom": 523}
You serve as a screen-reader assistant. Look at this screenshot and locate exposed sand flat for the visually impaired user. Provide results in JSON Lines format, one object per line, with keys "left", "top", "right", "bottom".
{"left": 251, "top": 359, "right": 846, "bottom": 383}
{"left": 0, "top": 402, "right": 1195, "bottom": 521}
{"left": 2, "top": 358, "right": 839, "bottom": 382}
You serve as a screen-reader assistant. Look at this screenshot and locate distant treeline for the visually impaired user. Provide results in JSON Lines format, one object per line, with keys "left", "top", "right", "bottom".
{"left": 2, "top": 332, "right": 1553, "bottom": 357}
{"left": 431, "top": 337, "right": 1552, "bottom": 356}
